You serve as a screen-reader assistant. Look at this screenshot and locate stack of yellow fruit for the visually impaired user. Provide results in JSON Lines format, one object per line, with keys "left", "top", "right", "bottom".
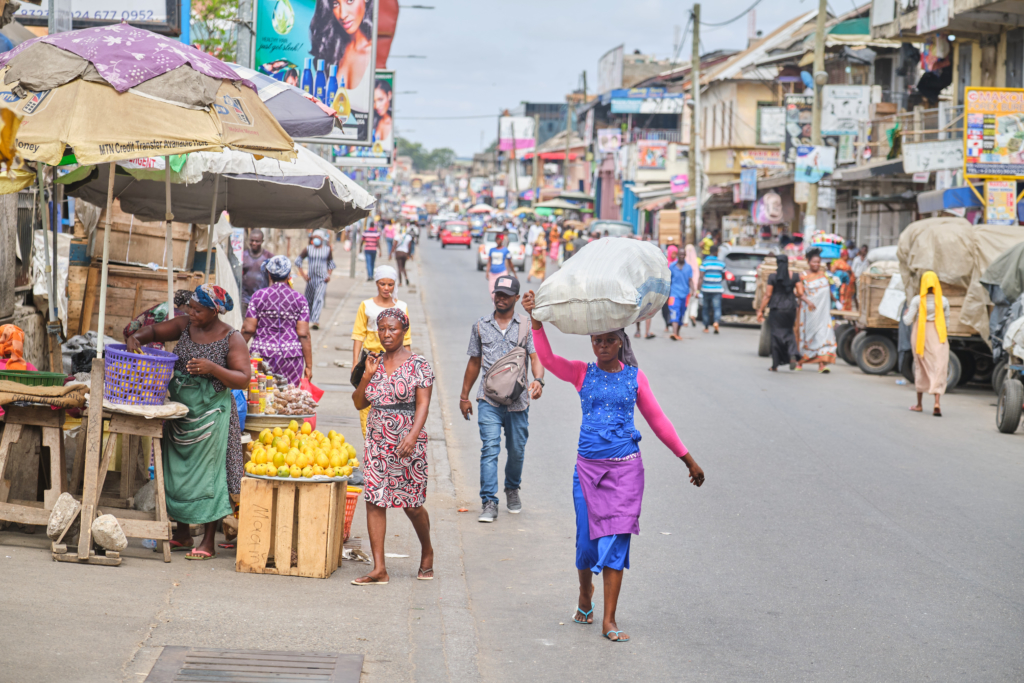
{"left": 244, "top": 420, "right": 360, "bottom": 479}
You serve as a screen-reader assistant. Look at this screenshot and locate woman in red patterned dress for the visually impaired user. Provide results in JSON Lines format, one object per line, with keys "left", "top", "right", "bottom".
{"left": 351, "top": 307, "right": 435, "bottom": 584}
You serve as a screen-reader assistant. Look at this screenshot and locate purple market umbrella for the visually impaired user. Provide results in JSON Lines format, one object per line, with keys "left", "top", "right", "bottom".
{"left": 227, "top": 63, "right": 341, "bottom": 138}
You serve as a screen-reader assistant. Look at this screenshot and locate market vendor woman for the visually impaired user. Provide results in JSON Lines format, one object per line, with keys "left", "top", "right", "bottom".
{"left": 127, "top": 285, "right": 251, "bottom": 561}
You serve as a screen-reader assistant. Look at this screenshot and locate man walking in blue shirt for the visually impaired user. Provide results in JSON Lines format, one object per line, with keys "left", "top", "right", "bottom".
{"left": 668, "top": 247, "right": 693, "bottom": 341}
{"left": 699, "top": 245, "right": 726, "bottom": 334}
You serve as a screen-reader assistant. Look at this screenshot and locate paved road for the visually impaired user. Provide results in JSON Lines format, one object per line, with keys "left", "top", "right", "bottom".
{"left": 417, "top": 237, "right": 1024, "bottom": 682}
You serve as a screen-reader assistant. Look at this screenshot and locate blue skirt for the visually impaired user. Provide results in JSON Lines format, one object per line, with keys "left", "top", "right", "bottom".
{"left": 573, "top": 469, "right": 631, "bottom": 574}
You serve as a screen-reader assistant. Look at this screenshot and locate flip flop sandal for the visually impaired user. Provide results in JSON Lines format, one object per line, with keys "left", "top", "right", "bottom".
{"left": 645, "top": 334, "right": 657, "bottom": 339}
{"left": 217, "top": 542, "right": 236, "bottom": 549}
{"left": 604, "top": 630, "right": 630, "bottom": 642}
{"left": 933, "top": 408, "right": 942, "bottom": 417}
{"left": 351, "top": 576, "right": 389, "bottom": 585}
{"left": 184, "top": 549, "right": 216, "bottom": 561}
{"left": 168, "top": 539, "right": 194, "bottom": 552}
{"left": 573, "top": 602, "right": 594, "bottom": 624}
{"left": 417, "top": 567, "right": 434, "bottom": 581}
{"left": 819, "top": 367, "right": 831, "bottom": 374}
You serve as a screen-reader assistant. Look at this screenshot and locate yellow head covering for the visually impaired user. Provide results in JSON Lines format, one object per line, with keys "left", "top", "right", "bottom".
{"left": 916, "top": 271, "right": 946, "bottom": 355}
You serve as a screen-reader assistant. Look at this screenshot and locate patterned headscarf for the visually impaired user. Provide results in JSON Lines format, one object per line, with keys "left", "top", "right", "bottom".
{"left": 262, "top": 254, "right": 292, "bottom": 280}
{"left": 192, "top": 284, "right": 233, "bottom": 314}
{"left": 376, "top": 307, "right": 409, "bottom": 330}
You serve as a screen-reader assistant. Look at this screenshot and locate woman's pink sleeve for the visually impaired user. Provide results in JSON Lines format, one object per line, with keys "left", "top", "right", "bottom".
{"left": 636, "top": 370, "right": 689, "bottom": 458}
{"left": 532, "top": 326, "right": 586, "bottom": 391}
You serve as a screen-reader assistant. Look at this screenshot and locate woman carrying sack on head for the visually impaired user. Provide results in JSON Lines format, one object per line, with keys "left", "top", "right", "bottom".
{"left": 521, "top": 290, "right": 704, "bottom": 643}
{"left": 903, "top": 271, "right": 950, "bottom": 416}
{"left": 351, "top": 265, "right": 411, "bottom": 436}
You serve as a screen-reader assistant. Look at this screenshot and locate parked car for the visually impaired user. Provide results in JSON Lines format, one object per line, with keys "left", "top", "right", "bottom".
{"left": 698, "top": 248, "right": 769, "bottom": 317}
{"left": 477, "top": 230, "right": 525, "bottom": 271}
{"left": 429, "top": 216, "right": 446, "bottom": 239}
{"left": 587, "top": 220, "right": 634, "bottom": 238}
{"left": 440, "top": 221, "right": 472, "bottom": 248}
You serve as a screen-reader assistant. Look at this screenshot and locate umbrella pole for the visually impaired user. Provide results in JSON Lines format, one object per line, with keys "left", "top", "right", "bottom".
{"left": 205, "top": 174, "right": 219, "bottom": 284}
{"left": 96, "top": 162, "right": 116, "bottom": 355}
{"left": 38, "top": 165, "right": 54, "bottom": 323}
{"left": 165, "top": 156, "right": 174, "bottom": 319}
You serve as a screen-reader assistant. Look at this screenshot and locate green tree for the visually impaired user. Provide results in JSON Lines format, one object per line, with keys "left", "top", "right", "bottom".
{"left": 191, "top": 0, "right": 238, "bottom": 61}
{"left": 396, "top": 137, "right": 457, "bottom": 172}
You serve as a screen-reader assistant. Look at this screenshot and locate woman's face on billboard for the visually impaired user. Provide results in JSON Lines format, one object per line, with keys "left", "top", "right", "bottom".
{"left": 332, "top": 0, "right": 365, "bottom": 35}
{"left": 374, "top": 87, "right": 390, "bottom": 116}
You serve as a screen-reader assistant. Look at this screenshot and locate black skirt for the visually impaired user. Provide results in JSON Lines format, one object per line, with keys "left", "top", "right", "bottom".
{"left": 768, "top": 308, "right": 799, "bottom": 368}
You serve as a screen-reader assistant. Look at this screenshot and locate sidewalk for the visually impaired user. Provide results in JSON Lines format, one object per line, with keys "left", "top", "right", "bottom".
{"left": 0, "top": 251, "right": 479, "bottom": 683}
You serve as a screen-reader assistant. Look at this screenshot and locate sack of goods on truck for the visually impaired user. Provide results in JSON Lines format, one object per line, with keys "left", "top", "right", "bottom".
{"left": 532, "top": 238, "right": 670, "bottom": 335}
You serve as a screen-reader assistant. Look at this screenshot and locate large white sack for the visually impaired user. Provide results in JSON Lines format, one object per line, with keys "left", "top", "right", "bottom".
{"left": 532, "top": 238, "right": 670, "bottom": 335}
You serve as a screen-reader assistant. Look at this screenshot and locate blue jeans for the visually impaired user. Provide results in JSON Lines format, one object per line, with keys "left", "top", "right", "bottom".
{"left": 365, "top": 249, "right": 377, "bottom": 278}
{"left": 478, "top": 401, "right": 529, "bottom": 504}
{"left": 702, "top": 291, "right": 722, "bottom": 328}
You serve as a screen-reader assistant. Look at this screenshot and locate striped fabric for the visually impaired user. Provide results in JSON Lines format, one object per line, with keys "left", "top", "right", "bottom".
{"left": 363, "top": 228, "right": 380, "bottom": 252}
{"left": 699, "top": 256, "right": 726, "bottom": 293}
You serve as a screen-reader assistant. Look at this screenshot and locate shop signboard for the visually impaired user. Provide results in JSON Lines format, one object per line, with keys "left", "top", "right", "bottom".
{"left": 903, "top": 139, "right": 963, "bottom": 172}
{"left": 609, "top": 89, "right": 684, "bottom": 114}
{"left": 16, "top": 0, "right": 179, "bottom": 34}
{"left": 637, "top": 140, "right": 667, "bottom": 168}
{"left": 498, "top": 116, "right": 535, "bottom": 153}
{"left": 679, "top": 196, "right": 698, "bottom": 212}
{"left": 255, "top": 0, "right": 379, "bottom": 145}
{"left": 795, "top": 145, "right": 836, "bottom": 183}
{"left": 739, "top": 149, "right": 784, "bottom": 168}
{"left": 985, "top": 180, "right": 1017, "bottom": 225}
{"left": 821, "top": 86, "right": 870, "bottom": 136}
{"left": 784, "top": 94, "right": 814, "bottom": 163}
{"left": 963, "top": 87, "right": 1024, "bottom": 178}
{"left": 332, "top": 70, "right": 394, "bottom": 166}
{"left": 739, "top": 169, "right": 757, "bottom": 201}
{"left": 670, "top": 174, "right": 689, "bottom": 194}
{"left": 757, "top": 105, "right": 786, "bottom": 145}
{"left": 596, "top": 129, "right": 622, "bottom": 155}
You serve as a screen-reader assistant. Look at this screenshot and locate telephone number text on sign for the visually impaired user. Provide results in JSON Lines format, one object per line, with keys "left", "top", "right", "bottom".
{"left": 15, "top": 10, "right": 161, "bottom": 20}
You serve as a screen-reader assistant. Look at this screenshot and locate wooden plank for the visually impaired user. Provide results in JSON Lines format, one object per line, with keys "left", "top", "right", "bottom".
{"left": 41, "top": 426, "right": 67, "bottom": 510}
{"left": 78, "top": 357, "right": 107, "bottom": 557}
{"left": 114, "top": 516, "right": 170, "bottom": 539}
{"left": 108, "top": 413, "right": 165, "bottom": 438}
{"left": 236, "top": 477, "right": 274, "bottom": 573}
{"left": 92, "top": 433, "right": 119, "bottom": 507}
{"left": 3, "top": 405, "right": 62, "bottom": 429}
{"left": 0, "top": 423, "right": 23, "bottom": 504}
{"left": 79, "top": 265, "right": 101, "bottom": 336}
{"left": 328, "top": 484, "right": 344, "bottom": 574}
{"left": 144, "top": 645, "right": 190, "bottom": 683}
{"left": 152, "top": 439, "right": 171, "bottom": 562}
{"left": 130, "top": 283, "right": 143, "bottom": 320}
{"left": 52, "top": 551, "right": 121, "bottom": 566}
{"left": 296, "top": 484, "right": 331, "bottom": 578}
{"left": 0, "top": 500, "right": 50, "bottom": 525}
{"left": 274, "top": 482, "right": 296, "bottom": 574}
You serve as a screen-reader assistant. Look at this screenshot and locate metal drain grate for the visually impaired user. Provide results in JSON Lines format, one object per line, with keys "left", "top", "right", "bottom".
{"left": 146, "top": 647, "right": 364, "bottom": 682}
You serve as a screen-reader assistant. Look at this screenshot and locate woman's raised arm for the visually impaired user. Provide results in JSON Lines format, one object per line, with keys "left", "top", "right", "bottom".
{"left": 521, "top": 291, "right": 585, "bottom": 390}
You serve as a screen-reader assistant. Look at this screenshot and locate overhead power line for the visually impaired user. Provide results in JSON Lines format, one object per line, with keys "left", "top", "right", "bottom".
{"left": 700, "top": 0, "right": 767, "bottom": 27}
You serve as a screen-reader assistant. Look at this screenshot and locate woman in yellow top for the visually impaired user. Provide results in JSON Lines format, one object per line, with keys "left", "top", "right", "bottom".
{"left": 352, "top": 265, "right": 412, "bottom": 435}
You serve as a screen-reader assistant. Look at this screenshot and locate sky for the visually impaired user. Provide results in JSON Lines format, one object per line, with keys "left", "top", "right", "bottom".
{"left": 386, "top": 0, "right": 799, "bottom": 157}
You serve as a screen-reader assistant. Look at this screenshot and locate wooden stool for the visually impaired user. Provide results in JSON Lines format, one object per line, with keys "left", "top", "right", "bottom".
{"left": 0, "top": 404, "right": 67, "bottom": 527}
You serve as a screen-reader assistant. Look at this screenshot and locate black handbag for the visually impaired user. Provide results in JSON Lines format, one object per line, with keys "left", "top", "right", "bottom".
{"left": 350, "top": 349, "right": 369, "bottom": 387}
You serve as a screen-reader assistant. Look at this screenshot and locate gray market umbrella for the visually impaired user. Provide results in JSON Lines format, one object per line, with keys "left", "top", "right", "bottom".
{"left": 227, "top": 63, "right": 341, "bottom": 138}
{"left": 62, "top": 144, "right": 375, "bottom": 231}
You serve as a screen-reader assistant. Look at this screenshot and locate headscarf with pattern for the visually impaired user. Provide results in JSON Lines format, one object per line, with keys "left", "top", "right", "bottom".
{"left": 376, "top": 307, "right": 409, "bottom": 330}
{"left": 192, "top": 284, "right": 233, "bottom": 314}
{"left": 261, "top": 254, "right": 292, "bottom": 280}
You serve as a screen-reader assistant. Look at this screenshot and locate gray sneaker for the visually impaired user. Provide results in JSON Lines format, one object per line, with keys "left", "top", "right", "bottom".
{"left": 505, "top": 488, "right": 522, "bottom": 513}
{"left": 478, "top": 501, "right": 498, "bottom": 523}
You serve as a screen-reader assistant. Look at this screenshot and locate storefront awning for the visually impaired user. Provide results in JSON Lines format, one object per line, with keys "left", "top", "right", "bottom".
{"left": 636, "top": 195, "right": 676, "bottom": 212}
{"left": 833, "top": 158, "right": 906, "bottom": 181}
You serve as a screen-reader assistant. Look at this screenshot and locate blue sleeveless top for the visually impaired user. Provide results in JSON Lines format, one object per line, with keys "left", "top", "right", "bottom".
{"left": 577, "top": 363, "right": 641, "bottom": 460}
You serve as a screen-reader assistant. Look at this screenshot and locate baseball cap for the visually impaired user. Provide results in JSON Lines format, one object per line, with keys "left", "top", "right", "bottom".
{"left": 493, "top": 275, "right": 520, "bottom": 296}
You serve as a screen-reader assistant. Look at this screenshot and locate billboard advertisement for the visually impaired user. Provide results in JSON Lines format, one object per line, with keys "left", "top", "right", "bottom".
{"left": 15, "top": 0, "right": 179, "bottom": 34}
{"left": 255, "top": 0, "right": 379, "bottom": 144}
{"left": 784, "top": 94, "right": 814, "bottom": 163}
{"left": 963, "top": 87, "right": 1024, "bottom": 178}
{"left": 498, "top": 116, "right": 536, "bottom": 153}
{"left": 333, "top": 69, "right": 393, "bottom": 165}
{"left": 637, "top": 140, "right": 667, "bottom": 168}
{"left": 597, "top": 45, "right": 624, "bottom": 94}
{"left": 596, "top": 129, "right": 622, "bottom": 155}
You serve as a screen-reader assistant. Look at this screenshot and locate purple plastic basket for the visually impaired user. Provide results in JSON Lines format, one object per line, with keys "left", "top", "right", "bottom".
{"left": 103, "top": 344, "right": 178, "bottom": 405}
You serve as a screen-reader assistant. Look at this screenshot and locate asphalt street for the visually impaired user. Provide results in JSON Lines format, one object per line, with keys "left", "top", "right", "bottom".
{"left": 417, "top": 238, "right": 1024, "bottom": 682}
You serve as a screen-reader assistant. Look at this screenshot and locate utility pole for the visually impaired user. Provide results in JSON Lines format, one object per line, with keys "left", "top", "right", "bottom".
{"left": 805, "top": 0, "right": 828, "bottom": 232}
{"left": 689, "top": 4, "right": 702, "bottom": 244}
{"left": 564, "top": 95, "right": 573, "bottom": 192}
{"left": 532, "top": 113, "right": 541, "bottom": 207}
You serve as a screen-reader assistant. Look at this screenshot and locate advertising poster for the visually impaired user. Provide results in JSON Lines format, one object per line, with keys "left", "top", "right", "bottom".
{"left": 739, "top": 169, "right": 757, "bottom": 201}
{"left": 753, "top": 190, "right": 785, "bottom": 224}
{"left": 757, "top": 105, "right": 786, "bottom": 145}
{"left": 670, "top": 173, "right": 689, "bottom": 194}
{"left": 255, "top": 0, "right": 379, "bottom": 144}
{"left": 739, "top": 149, "right": 784, "bottom": 169}
{"left": 795, "top": 145, "right": 836, "bottom": 183}
{"left": 333, "top": 69, "right": 393, "bottom": 164}
{"left": 784, "top": 94, "right": 814, "bottom": 163}
{"left": 821, "top": 86, "right": 870, "bottom": 136}
{"left": 637, "top": 140, "right": 667, "bottom": 168}
{"left": 498, "top": 116, "right": 536, "bottom": 153}
{"left": 596, "top": 128, "right": 622, "bottom": 155}
{"left": 963, "top": 87, "right": 1024, "bottom": 178}
{"left": 985, "top": 179, "right": 1017, "bottom": 225}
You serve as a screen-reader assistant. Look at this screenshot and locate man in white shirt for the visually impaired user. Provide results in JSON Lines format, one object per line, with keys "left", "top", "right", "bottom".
{"left": 851, "top": 244, "right": 869, "bottom": 278}
{"left": 526, "top": 222, "right": 543, "bottom": 256}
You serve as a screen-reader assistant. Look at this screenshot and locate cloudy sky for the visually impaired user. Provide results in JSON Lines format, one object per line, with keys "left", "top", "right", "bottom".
{"left": 387, "top": 0, "right": 801, "bottom": 157}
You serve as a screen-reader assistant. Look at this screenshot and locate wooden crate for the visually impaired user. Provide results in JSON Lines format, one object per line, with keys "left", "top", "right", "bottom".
{"left": 97, "top": 199, "right": 194, "bottom": 269}
{"left": 658, "top": 210, "right": 681, "bottom": 245}
{"left": 857, "top": 275, "right": 974, "bottom": 336}
{"left": 67, "top": 263, "right": 206, "bottom": 337}
{"left": 235, "top": 477, "right": 347, "bottom": 579}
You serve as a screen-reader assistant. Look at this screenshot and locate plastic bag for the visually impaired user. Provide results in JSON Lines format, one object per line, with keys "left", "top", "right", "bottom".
{"left": 532, "top": 238, "right": 670, "bottom": 335}
{"left": 300, "top": 378, "right": 325, "bottom": 403}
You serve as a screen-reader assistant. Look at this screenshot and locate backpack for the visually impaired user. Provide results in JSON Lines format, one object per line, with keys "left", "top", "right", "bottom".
{"left": 480, "top": 316, "right": 530, "bottom": 406}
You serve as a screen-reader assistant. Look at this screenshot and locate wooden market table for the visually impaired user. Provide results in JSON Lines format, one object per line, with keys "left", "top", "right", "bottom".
{"left": 0, "top": 404, "right": 68, "bottom": 527}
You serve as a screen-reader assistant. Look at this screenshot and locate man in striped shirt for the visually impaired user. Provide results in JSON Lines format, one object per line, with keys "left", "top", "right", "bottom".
{"left": 361, "top": 223, "right": 381, "bottom": 281}
{"left": 699, "top": 244, "right": 726, "bottom": 334}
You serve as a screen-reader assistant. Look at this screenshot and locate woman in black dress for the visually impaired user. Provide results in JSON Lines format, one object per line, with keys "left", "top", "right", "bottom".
{"left": 756, "top": 255, "right": 803, "bottom": 371}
